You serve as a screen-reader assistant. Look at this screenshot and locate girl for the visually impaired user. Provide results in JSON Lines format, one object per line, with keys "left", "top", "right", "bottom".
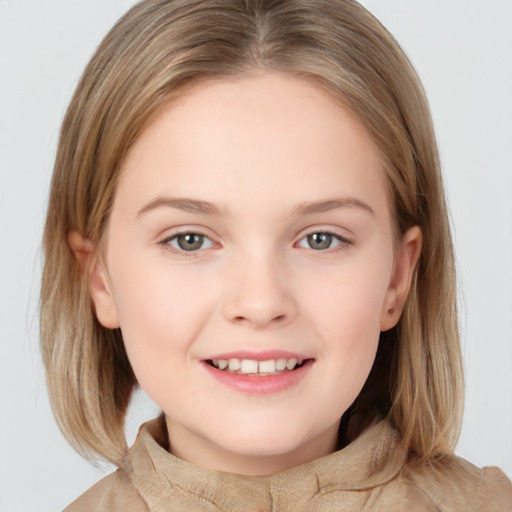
{"left": 40, "top": 0, "right": 512, "bottom": 510}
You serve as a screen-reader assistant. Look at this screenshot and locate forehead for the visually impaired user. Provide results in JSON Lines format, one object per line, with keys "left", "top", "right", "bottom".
{"left": 114, "top": 72, "right": 389, "bottom": 219}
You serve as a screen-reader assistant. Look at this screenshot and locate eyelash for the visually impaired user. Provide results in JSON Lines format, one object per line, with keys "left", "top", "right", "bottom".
{"left": 159, "top": 229, "right": 352, "bottom": 256}
{"left": 160, "top": 231, "right": 215, "bottom": 256}
{"left": 296, "top": 231, "right": 352, "bottom": 252}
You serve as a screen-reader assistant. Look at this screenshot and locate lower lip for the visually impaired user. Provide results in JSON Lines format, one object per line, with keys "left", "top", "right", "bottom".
{"left": 202, "top": 360, "right": 313, "bottom": 395}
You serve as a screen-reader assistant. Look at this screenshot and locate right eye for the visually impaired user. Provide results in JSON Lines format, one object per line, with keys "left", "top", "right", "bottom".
{"left": 296, "top": 231, "right": 350, "bottom": 251}
{"left": 164, "top": 233, "right": 214, "bottom": 252}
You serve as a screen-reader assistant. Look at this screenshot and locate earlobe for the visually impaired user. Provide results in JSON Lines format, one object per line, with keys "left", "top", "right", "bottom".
{"left": 380, "top": 226, "right": 422, "bottom": 331}
{"left": 68, "top": 231, "right": 120, "bottom": 329}
{"left": 89, "top": 260, "right": 121, "bottom": 329}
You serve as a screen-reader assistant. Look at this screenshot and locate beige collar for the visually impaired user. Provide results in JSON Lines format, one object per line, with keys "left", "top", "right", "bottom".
{"left": 121, "top": 416, "right": 407, "bottom": 511}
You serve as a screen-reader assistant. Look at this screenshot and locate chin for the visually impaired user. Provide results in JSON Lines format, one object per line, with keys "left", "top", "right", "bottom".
{"left": 210, "top": 421, "right": 322, "bottom": 459}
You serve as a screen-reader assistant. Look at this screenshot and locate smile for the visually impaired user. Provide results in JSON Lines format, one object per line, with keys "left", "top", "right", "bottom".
{"left": 206, "top": 357, "right": 306, "bottom": 375}
{"left": 202, "top": 353, "right": 314, "bottom": 395}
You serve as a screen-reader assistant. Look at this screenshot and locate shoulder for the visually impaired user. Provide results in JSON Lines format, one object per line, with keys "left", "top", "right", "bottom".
{"left": 63, "top": 470, "right": 148, "bottom": 512}
{"left": 400, "top": 453, "right": 512, "bottom": 511}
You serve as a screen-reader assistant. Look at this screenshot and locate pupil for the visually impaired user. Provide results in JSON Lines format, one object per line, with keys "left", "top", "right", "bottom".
{"left": 308, "top": 233, "right": 332, "bottom": 250}
{"left": 178, "top": 234, "right": 203, "bottom": 251}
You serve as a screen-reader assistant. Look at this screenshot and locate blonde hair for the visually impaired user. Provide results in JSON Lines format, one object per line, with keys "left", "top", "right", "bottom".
{"left": 41, "top": 0, "right": 463, "bottom": 466}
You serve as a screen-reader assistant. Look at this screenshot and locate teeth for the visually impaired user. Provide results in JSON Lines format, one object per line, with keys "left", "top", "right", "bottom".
{"left": 240, "top": 359, "right": 259, "bottom": 374}
{"left": 259, "top": 359, "right": 276, "bottom": 373}
{"left": 211, "top": 357, "right": 304, "bottom": 375}
{"left": 276, "top": 358, "right": 287, "bottom": 371}
{"left": 228, "top": 358, "right": 241, "bottom": 371}
{"left": 286, "top": 358, "right": 298, "bottom": 371}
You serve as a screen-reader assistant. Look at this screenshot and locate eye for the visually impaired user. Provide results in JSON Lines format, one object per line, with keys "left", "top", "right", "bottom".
{"left": 165, "top": 232, "right": 214, "bottom": 252}
{"left": 297, "top": 232, "right": 348, "bottom": 251}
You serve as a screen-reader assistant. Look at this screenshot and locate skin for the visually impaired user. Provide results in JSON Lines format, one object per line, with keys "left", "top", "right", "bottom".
{"left": 71, "top": 72, "right": 421, "bottom": 475}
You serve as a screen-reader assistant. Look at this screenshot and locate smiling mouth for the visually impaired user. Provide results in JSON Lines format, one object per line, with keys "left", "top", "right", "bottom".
{"left": 205, "top": 357, "right": 310, "bottom": 376}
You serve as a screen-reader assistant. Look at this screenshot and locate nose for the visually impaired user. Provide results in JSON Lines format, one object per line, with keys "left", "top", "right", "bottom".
{"left": 222, "top": 251, "right": 297, "bottom": 329}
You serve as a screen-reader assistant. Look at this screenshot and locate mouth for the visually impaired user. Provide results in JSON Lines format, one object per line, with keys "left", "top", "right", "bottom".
{"left": 205, "top": 357, "right": 311, "bottom": 376}
{"left": 201, "top": 353, "right": 314, "bottom": 394}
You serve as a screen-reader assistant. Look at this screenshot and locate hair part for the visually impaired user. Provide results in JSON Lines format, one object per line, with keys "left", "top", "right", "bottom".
{"left": 41, "top": 0, "right": 463, "bottom": 466}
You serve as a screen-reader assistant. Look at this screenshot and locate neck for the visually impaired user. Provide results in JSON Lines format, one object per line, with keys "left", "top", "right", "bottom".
{"left": 165, "top": 417, "right": 340, "bottom": 476}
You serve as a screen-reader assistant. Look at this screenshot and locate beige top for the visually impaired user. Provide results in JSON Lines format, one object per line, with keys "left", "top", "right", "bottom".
{"left": 65, "top": 416, "right": 512, "bottom": 511}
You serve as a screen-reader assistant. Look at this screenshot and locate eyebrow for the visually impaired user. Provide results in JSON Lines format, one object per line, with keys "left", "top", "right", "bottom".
{"left": 137, "top": 197, "right": 229, "bottom": 217}
{"left": 137, "top": 196, "right": 374, "bottom": 218}
{"left": 294, "top": 198, "right": 375, "bottom": 216}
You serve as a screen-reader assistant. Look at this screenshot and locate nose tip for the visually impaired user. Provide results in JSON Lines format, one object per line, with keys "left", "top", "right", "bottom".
{"left": 222, "top": 262, "right": 297, "bottom": 329}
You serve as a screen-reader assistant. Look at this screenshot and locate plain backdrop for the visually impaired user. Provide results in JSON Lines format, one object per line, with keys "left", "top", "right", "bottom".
{"left": 1, "top": 1, "right": 511, "bottom": 511}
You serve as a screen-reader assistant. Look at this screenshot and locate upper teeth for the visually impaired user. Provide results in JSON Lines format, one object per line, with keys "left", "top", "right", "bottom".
{"left": 211, "top": 358, "right": 301, "bottom": 375}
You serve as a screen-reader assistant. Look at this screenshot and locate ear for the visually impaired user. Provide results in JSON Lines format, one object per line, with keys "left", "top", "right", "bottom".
{"left": 68, "top": 231, "right": 120, "bottom": 329}
{"left": 380, "top": 226, "right": 422, "bottom": 331}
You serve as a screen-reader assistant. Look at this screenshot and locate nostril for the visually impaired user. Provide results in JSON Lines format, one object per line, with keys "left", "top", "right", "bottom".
{"left": 234, "top": 314, "right": 286, "bottom": 322}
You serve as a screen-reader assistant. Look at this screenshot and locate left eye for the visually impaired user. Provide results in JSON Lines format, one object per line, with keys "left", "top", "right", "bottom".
{"left": 166, "top": 233, "right": 213, "bottom": 252}
{"left": 297, "top": 232, "right": 345, "bottom": 251}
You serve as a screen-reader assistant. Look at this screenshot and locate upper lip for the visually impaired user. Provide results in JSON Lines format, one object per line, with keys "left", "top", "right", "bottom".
{"left": 202, "top": 350, "right": 312, "bottom": 362}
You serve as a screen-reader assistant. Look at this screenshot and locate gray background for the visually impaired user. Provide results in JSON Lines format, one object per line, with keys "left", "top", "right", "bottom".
{"left": 1, "top": 1, "right": 511, "bottom": 510}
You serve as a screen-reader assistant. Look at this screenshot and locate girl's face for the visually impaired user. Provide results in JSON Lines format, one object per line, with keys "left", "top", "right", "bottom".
{"left": 89, "top": 72, "right": 420, "bottom": 475}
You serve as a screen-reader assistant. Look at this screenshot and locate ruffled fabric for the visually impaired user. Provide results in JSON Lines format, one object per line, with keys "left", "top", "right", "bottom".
{"left": 65, "top": 416, "right": 512, "bottom": 511}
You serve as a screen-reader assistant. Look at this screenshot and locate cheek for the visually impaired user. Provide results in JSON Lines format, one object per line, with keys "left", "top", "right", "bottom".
{"left": 107, "top": 256, "right": 215, "bottom": 375}
{"left": 306, "top": 257, "right": 392, "bottom": 335}
{"left": 310, "top": 287, "right": 383, "bottom": 411}
{"left": 318, "top": 286, "right": 382, "bottom": 369}
{"left": 301, "top": 252, "right": 393, "bottom": 385}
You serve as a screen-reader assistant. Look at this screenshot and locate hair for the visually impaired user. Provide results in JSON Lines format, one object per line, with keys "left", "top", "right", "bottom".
{"left": 41, "top": 0, "right": 463, "bottom": 467}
